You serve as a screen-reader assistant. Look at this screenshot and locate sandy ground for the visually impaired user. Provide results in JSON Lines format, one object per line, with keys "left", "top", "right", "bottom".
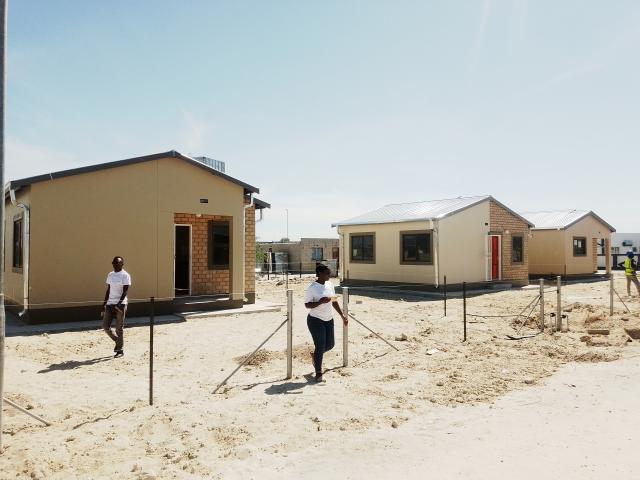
{"left": 1, "top": 272, "right": 639, "bottom": 479}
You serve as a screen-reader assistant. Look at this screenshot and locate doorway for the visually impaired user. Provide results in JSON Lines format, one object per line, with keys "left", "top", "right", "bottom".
{"left": 490, "top": 235, "right": 501, "bottom": 281}
{"left": 175, "top": 225, "right": 191, "bottom": 296}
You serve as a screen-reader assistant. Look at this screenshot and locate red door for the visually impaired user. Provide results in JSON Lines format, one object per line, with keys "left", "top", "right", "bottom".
{"left": 491, "top": 236, "right": 500, "bottom": 280}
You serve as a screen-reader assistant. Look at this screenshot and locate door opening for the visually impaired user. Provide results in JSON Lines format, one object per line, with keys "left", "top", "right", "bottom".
{"left": 490, "top": 235, "right": 501, "bottom": 281}
{"left": 175, "top": 225, "right": 191, "bottom": 296}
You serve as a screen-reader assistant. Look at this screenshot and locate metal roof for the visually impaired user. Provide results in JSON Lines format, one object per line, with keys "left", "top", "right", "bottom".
{"left": 253, "top": 198, "right": 271, "bottom": 209}
{"left": 333, "top": 195, "right": 533, "bottom": 227}
{"left": 521, "top": 210, "right": 616, "bottom": 232}
{"left": 8, "top": 150, "right": 260, "bottom": 194}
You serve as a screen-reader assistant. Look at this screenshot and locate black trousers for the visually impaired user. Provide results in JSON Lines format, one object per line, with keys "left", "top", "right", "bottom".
{"left": 307, "top": 315, "right": 335, "bottom": 374}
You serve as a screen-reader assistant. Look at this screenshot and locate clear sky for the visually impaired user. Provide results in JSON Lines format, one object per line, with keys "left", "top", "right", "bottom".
{"left": 6, "top": 1, "right": 640, "bottom": 240}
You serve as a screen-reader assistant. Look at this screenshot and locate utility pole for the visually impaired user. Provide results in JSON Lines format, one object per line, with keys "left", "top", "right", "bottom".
{"left": 0, "top": 0, "right": 8, "bottom": 453}
{"left": 285, "top": 208, "right": 289, "bottom": 240}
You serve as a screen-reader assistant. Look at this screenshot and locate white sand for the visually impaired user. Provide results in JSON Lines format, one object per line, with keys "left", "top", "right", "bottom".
{"left": 1, "top": 273, "right": 639, "bottom": 479}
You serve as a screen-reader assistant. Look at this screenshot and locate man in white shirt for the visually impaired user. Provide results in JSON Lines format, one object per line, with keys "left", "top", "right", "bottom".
{"left": 304, "top": 264, "right": 347, "bottom": 382}
{"left": 102, "top": 256, "right": 132, "bottom": 358}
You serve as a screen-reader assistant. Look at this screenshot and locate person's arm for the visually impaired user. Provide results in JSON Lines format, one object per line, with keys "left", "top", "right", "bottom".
{"left": 305, "top": 297, "right": 332, "bottom": 309}
{"left": 332, "top": 299, "right": 348, "bottom": 325}
{"left": 103, "top": 285, "right": 110, "bottom": 307}
{"left": 116, "top": 285, "right": 129, "bottom": 309}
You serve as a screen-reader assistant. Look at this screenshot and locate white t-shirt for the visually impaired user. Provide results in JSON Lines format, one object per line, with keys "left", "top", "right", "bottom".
{"left": 304, "top": 281, "right": 336, "bottom": 321}
{"left": 106, "top": 270, "right": 132, "bottom": 305}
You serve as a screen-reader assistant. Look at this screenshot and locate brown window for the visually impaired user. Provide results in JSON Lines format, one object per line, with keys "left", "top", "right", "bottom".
{"left": 512, "top": 235, "right": 524, "bottom": 263}
{"left": 208, "top": 221, "right": 230, "bottom": 269}
{"left": 351, "top": 234, "right": 375, "bottom": 263}
{"left": 573, "top": 237, "right": 587, "bottom": 256}
{"left": 400, "top": 231, "right": 432, "bottom": 264}
{"left": 13, "top": 218, "right": 23, "bottom": 269}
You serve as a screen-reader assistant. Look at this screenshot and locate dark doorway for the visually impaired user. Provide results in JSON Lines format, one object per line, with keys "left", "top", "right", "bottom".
{"left": 175, "top": 225, "right": 191, "bottom": 296}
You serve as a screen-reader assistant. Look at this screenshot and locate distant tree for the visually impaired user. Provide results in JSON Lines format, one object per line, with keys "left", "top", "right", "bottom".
{"left": 279, "top": 237, "right": 291, "bottom": 242}
{"left": 256, "top": 242, "right": 267, "bottom": 265}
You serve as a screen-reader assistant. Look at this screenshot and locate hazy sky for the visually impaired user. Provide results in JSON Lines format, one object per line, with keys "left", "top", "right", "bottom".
{"left": 6, "top": 1, "right": 640, "bottom": 240}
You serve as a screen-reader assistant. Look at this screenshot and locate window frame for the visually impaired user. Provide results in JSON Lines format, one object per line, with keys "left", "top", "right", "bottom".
{"left": 208, "top": 220, "right": 231, "bottom": 270}
{"left": 573, "top": 236, "right": 587, "bottom": 257}
{"left": 399, "top": 230, "right": 433, "bottom": 265}
{"left": 13, "top": 216, "right": 23, "bottom": 271}
{"left": 511, "top": 235, "right": 524, "bottom": 264}
{"left": 350, "top": 233, "right": 376, "bottom": 264}
{"left": 311, "top": 247, "right": 323, "bottom": 261}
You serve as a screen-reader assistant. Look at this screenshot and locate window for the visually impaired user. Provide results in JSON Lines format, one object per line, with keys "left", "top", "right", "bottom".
{"left": 612, "top": 247, "right": 620, "bottom": 254}
{"left": 351, "top": 234, "right": 375, "bottom": 262}
{"left": 512, "top": 235, "right": 524, "bottom": 263}
{"left": 573, "top": 237, "right": 587, "bottom": 256}
{"left": 400, "top": 231, "right": 432, "bottom": 264}
{"left": 208, "top": 221, "right": 230, "bottom": 269}
{"left": 13, "top": 218, "right": 23, "bottom": 269}
{"left": 311, "top": 247, "right": 323, "bottom": 261}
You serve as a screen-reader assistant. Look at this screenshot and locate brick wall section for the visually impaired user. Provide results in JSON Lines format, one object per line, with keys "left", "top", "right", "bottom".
{"left": 489, "top": 201, "right": 530, "bottom": 286}
{"left": 244, "top": 198, "right": 256, "bottom": 303}
{"left": 591, "top": 237, "right": 598, "bottom": 273}
{"left": 174, "top": 213, "right": 231, "bottom": 296}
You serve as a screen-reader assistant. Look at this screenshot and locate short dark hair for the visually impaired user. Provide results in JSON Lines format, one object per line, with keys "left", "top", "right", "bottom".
{"left": 316, "top": 264, "right": 330, "bottom": 275}
{"left": 112, "top": 256, "right": 124, "bottom": 264}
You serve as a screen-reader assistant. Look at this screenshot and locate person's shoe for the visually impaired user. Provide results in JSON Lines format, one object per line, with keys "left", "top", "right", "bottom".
{"left": 314, "top": 372, "right": 325, "bottom": 383}
{"left": 114, "top": 350, "right": 124, "bottom": 358}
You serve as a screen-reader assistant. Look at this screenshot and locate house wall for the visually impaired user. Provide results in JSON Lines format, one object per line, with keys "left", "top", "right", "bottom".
{"left": 563, "top": 216, "right": 612, "bottom": 275}
{"left": 299, "top": 238, "right": 339, "bottom": 271}
{"left": 244, "top": 201, "right": 256, "bottom": 303}
{"left": 437, "top": 201, "right": 490, "bottom": 284}
{"left": 3, "top": 186, "right": 31, "bottom": 306}
{"left": 528, "top": 230, "right": 565, "bottom": 275}
{"left": 23, "top": 156, "right": 246, "bottom": 311}
{"left": 489, "top": 201, "right": 530, "bottom": 286}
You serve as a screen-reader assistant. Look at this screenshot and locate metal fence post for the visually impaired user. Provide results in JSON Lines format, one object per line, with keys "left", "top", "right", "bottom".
{"left": 462, "top": 282, "right": 467, "bottom": 342}
{"left": 149, "top": 297, "right": 155, "bottom": 406}
{"left": 556, "top": 276, "right": 562, "bottom": 332}
{"left": 610, "top": 274, "right": 614, "bottom": 316}
{"left": 443, "top": 275, "right": 447, "bottom": 317}
{"left": 286, "top": 289, "right": 293, "bottom": 379}
{"left": 299, "top": 261, "right": 302, "bottom": 278}
{"left": 342, "top": 287, "right": 349, "bottom": 367}
{"left": 539, "top": 278, "right": 545, "bottom": 331}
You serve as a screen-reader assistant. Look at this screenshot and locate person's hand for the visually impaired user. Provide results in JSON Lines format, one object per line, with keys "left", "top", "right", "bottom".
{"left": 319, "top": 297, "right": 332, "bottom": 304}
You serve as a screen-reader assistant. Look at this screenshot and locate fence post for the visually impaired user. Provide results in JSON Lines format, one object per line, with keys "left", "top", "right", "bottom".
{"left": 462, "top": 282, "right": 467, "bottom": 342}
{"left": 286, "top": 269, "right": 289, "bottom": 290}
{"left": 556, "top": 276, "right": 562, "bottom": 332}
{"left": 610, "top": 273, "right": 614, "bottom": 316}
{"left": 342, "top": 287, "right": 349, "bottom": 367}
{"left": 149, "top": 297, "right": 155, "bottom": 406}
{"left": 299, "top": 262, "right": 302, "bottom": 278}
{"left": 286, "top": 289, "right": 293, "bottom": 379}
{"left": 443, "top": 275, "right": 447, "bottom": 317}
{"left": 539, "top": 278, "right": 545, "bottom": 331}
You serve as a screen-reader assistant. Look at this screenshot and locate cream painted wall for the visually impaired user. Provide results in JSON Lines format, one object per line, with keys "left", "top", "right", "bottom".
{"left": 437, "top": 201, "right": 490, "bottom": 284}
{"left": 337, "top": 201, "right": 491, "bottom": 285}
{"left": 528, "top": 230, "right": 565, "bottom": 275}
{"left": 564, "top": 216, "right": 611, "bottom": 275}
{"left": 3, "top": 186, "right": 30, "bottom": 305}
{"left": 338, "top": 221, "right": 435, "bottom": 284}
{"left": 25, "top": 157, "right": 246, "bottom": 308}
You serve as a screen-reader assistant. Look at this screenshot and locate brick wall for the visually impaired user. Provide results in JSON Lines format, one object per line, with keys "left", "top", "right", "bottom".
{"left": 489, "top": 201, "right": 530, "bottom": 286}
{"left": 174, "top": 213, "right": 231, "bottom": 296}
{"left": 244, "top": 198, "right": 256, "bottom": 303}
{"left": 591, "top": 237, "right": 598, "bottom": 273}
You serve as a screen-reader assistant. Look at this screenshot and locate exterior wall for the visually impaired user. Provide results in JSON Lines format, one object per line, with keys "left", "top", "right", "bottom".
{"left": 528, "top": 230, "right": 565, "bottom": 275}
{"left": 173, "top": 213, "right": 231, "bottom": 296}
{"left": 3, "top": 186, "right": 31, "bottom": 307}
{"left": 437, "top": 201, "right": 490, "bottom": 285}
{"left": 257, "top": 238, "right": 339, "bottom": 273}
{"left": 24, "top": 156, "right": 247, "bottom": 312}
{"left": 563, "top": 216, "right": 612, "bottom": 275}
{"left": 338, "top": 220, "right": 436, "bottom": 284}
{"left": 244, "top": 201, "right": 256, "bottom": 303}
{"left": 489, "top": 201, "right": 530, "bottom": 285}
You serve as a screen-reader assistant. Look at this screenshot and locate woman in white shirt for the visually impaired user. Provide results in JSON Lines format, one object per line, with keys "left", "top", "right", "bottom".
{"left": 304, "top": 264, "right": 348, "bottom": 382}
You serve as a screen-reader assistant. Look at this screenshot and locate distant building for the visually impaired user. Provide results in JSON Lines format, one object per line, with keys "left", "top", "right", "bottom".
{"left": 258, "top": 238, "right": 339, "bottom": 274}
{"left": 601, "top": 232, "right": 640, "bottom": 269}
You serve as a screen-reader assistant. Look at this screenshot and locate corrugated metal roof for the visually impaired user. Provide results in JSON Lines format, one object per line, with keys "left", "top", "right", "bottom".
{"left": 521, "top": 210, "right": 616, "bottom": 232}
{"left": 332, "top": 195, "right": 491, "bottom": 227}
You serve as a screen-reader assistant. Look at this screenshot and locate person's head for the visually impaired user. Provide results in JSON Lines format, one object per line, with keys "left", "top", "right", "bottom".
{"left": 112, "top": 256, "right": 124, "bottom": 271}
{"left": 627, "top": 251, "right": 635, "bottom": 258}
{"left": 316, "top": 264, "right": 331, "bottom": 282}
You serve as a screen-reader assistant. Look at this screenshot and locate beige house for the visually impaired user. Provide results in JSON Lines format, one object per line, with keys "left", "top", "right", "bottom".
{"left": 258, "top": 238, "right": 339, "bottom": 273}
{"left": 4, "top": 150, "right": 269, "bottom": 323}
{"left": 333, "top": 196, "right": 533, "bottom": 288}
{"left": 521, "top": 210, "right": 614, "bottom": 277}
